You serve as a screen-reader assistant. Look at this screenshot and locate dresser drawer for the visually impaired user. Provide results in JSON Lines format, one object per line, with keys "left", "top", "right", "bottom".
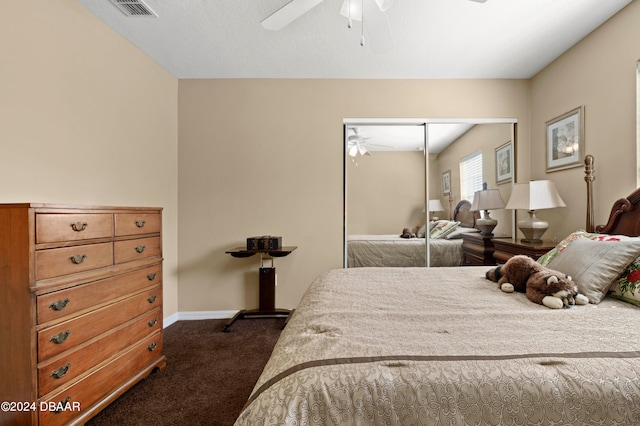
{"left": 35, "top": 242, "right": 113, "bottom": 280}
{"left": 37, "top": 308, "right": 162, "bottom": 397}
{"left": 37, "top": 264, "right": 162, "bottom": 325}
{"left": 38, "top": 286, "right": 162, "bottom": 361}
{"left": 39, "top": 332, "right": 163, "bottom": 426}
{"left": 114, "top": 236, "right": 161, "bottom": 264}
{"left": 36, "top": 213, "right": 113, "bottom": 244}
{"left": 114, "top": 213, "right": 161, "bottom": 236}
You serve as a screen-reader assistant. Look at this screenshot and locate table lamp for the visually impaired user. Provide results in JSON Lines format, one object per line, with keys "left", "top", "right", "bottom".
{"left": 427, "top": 199, "right": 445, "bottom": 221}
{"left": 470, "top": 189, "right": 506, "bottom": 235}
{"left": 505, "top": 180, "right": 566, "bottom": 243}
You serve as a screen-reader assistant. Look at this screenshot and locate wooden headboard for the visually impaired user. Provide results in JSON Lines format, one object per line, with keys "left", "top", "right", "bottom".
{"left": 585, "top": 154, "right": 640, "bottom": 237}
{"left": 453, "top": 200, "right": 480, "bottom": 228}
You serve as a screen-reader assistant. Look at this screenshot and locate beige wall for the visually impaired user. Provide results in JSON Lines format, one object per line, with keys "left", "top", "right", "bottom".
{"left": 347, "top": 151, "right": 425, "bottom": 235}
{"left": 6, "top": 0, "right": 637, "bottom": 316}
{"left": 530, "top": 1, "right": 640, "bottom": 240}
{"left": 1, "top": 0, "right": 180, "bottom": 318}
{"left": 178, "top": 79, "right": 530, "bottom": 311}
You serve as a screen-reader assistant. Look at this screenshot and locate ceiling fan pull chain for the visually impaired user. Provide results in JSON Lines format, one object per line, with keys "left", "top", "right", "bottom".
{"left": 347, "top": 0, "right": 353, "bottom": 28}
{"left": 360, "top": 0, "right": 365, "bottom": 46}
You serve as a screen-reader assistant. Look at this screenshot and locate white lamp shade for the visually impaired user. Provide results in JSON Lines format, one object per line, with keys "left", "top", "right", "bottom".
{"left": 428, "top": 199, "right": 445, "bottom": 212}
{"left": 470, "top": 189, "right": 506, "bottom": 211}
{"left": 505, "top": 180, "right": 566, "bottom": 243}
{"left": 505, "top": 180, "right": 566, "bottom": 211}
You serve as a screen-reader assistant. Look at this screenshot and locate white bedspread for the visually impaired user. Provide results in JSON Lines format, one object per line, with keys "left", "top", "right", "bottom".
{"left": 236, "top": 267, "right": 640, "bottom": 425}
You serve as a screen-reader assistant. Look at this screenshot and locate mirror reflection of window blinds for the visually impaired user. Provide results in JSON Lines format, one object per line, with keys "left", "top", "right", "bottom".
{"left": 460, "top": 151, "right": 483, "bottom": 202}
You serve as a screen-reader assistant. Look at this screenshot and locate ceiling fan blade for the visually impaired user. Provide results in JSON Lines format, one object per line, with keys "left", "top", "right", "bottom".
{"left": 363, "top": 0, "right": 393, "bottom": 54}
{"left": 468, "top": 0, "right": 487, "bottom": 3}
{"left": 261, "top": 0, "right": 326, "bottom": 31}
{"left": 374, "top": 0, "right": 395, "bottom": 12}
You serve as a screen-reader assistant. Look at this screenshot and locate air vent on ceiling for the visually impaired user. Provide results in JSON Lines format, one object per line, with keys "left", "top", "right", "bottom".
{"left": 109, "top": 0, "right": 158, "bottom": 17}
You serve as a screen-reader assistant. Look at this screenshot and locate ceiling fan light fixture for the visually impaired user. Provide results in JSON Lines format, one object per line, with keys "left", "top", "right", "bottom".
{"left": 340, "top": 0, "right": 363, "bottom": 22}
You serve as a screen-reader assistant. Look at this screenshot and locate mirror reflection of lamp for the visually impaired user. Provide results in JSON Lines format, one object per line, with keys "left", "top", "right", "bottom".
{"left": 505, "top": 180, "right": 566, "bottom": 244}
{"left": 427, "top": 199, "right": 445, "bottom": 221}
{"left": 470, "top": 188, "right": 506, "bottom": 236}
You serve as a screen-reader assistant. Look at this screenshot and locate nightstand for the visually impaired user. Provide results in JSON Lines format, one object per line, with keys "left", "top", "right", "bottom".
{"left": 461, "top": 233, "right": 503, "bottom": 265}
{"left": 492, "top": 238, "right": 556, "bottom": 264}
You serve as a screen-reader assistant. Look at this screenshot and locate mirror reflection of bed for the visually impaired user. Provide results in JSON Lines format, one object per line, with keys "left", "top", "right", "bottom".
{"left": 344, "top": 120, "right": 516, "bottom": 267}
{"left": 347, "top": 199, "right": 480, "bottom": 267}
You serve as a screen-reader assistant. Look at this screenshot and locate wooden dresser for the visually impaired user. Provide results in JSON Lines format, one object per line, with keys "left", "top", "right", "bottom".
{"left": 0, "top": 204, "right": 165, "bottom": 426}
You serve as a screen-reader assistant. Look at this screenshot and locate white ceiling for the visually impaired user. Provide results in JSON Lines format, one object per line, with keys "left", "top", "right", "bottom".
{"left": 76, "top": 0, "right": 632, "bottom": 79}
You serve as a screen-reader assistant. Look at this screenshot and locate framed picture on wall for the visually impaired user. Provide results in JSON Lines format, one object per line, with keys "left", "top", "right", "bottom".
{"left": 495, "top": 141, "right": 513, "bottom": 184}
{"left": 442, "top": 170, "right": 451, "bottom": 195}
{"left": 546, "top": 106, "right": 585, "bottom": 172}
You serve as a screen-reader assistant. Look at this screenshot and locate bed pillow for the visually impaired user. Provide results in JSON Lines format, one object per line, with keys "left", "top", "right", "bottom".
{"left": 545, "top": 236, "right": 640, "bottom": 304}
{"left": 609, "top": 256, "right": 640, "bottom": 306}
{"left": 445, "top": 226, "right": 481, "bottom": 239}
{"left": 537, "top": 230, "right": 629, "bottom": 266}
{"left": 416, "top": 221, "right": 437, "bottom": 238}
{"left": 429, "top": 220, "right": 460, "bottom": 239}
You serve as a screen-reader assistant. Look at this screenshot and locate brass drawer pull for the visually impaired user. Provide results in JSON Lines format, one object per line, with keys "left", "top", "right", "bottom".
{"left": 135, "top": 219, "right": 146, "bottom": 228}
{"left": 147, "top": 272, "right": 157, "bottom": 281}
{"left": 147, "top": 341, "right": 158, "bottom": 352}
{"left": 135, "top": 245, "right": 146, "bottom": 254}
{"left": 147, "top": 295, "right": 157, "bottom": 304}
{"left": 53, "top": 397, "right": 71, "bottom": 413}
{"left": 49, "top": 298, "right": 70, "bottom": 311}
{"left": 69, "top": 254, "right": 87, "bottom": 264}
{"left": 70, "top": 221, "right": 88, "bottom": 232}
{"left": 148, "top": 318, "right": 158, "bottom": 327}
{"left": 50, "top": 363, "right": 71, "bottom": 379}
{"left": 50, "top": 329, "right": 71, "bottom": 344}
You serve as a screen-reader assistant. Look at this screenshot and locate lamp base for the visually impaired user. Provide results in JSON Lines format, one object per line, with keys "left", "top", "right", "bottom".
{"left": 476, "top": 210, "right": 497, "bottom": 236}
{"left": 517, "top": 210, "right": 548, "bottom": 244}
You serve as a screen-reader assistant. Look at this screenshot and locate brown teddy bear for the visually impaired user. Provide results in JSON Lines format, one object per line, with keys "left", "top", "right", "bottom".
{"left": 485, "top": 255, "right": 588, "bottom": 309}
{"left": 399, "top": 227, "right": 416, "bottom": 238}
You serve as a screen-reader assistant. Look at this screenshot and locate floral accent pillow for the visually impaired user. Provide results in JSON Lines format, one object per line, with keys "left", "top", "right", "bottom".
{"left": 610, "top": 256, "right": 640, "bottom": 306}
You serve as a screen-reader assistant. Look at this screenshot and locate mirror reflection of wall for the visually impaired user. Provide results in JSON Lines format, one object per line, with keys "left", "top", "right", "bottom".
{"left": 347, "top": 126, "right": 425, "bottom": 235}
{"left": 430, "top": 122, "right": 514, "bottom": 237}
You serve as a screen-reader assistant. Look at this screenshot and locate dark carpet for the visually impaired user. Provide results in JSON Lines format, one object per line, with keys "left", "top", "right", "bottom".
{"left": 86, "top": 317, "right": 283, "bottom": 426}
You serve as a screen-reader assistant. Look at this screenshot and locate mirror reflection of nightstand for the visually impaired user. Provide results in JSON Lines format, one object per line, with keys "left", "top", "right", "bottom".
{"left": 461, "top": 233, "right": 510, "bottom": 266}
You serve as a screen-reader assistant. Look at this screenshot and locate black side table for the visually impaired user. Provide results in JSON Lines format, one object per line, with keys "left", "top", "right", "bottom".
{"left": 223, "top": 246, "right": 296, "bottom": 332}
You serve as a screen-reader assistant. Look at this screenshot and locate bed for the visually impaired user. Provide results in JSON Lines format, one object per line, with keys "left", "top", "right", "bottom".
{"left": 236, "top": 157, "right": 640, "bottom": 425}
{"left": 347, "top": 200, "right": 480, "bottom": 267}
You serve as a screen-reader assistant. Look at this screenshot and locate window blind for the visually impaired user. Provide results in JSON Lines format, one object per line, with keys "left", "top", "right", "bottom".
{"left": 459, "top": 152, "right": 483, "bottom": 202}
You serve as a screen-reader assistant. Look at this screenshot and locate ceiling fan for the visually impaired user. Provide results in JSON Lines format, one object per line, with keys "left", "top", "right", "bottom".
{"left": 348, "top": 128, "right": 373, "bottom": 157}
{"left": 347, "top": 127, "right": 395, "bottom": 157}
{"left": 261, "top": 0, "right": 488, "bottom": 53}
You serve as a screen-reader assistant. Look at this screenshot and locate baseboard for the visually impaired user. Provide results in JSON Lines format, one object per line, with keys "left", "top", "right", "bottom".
{"left": 163, "top": 310, "right": 240, "bottom": 328}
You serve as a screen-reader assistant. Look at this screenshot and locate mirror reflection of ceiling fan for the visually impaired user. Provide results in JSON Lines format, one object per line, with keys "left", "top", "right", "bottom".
{"left": 261, "top": 0, "right": 488, "bottom": 53}
{"left": 347, "top": 127, "right": 394, "bottom": 158}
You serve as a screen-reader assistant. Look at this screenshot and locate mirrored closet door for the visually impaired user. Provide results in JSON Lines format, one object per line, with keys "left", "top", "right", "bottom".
{"left": 343, "top": 118, "right": 517, "bottom": 268}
